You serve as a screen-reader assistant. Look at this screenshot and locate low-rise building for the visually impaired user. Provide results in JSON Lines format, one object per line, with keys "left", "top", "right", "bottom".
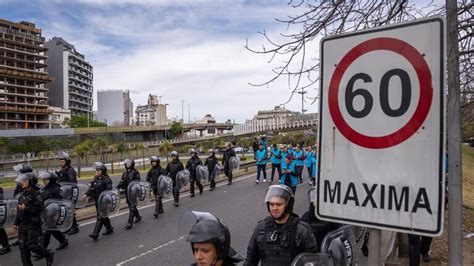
{"left": 135, "top": 94, "right": 167, "bottom": 126}
{"left": 48, "top": 106, "right": 71, "bottom": 128}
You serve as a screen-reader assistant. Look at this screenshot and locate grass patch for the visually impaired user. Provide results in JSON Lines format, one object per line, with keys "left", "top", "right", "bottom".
{"left": 462, "top": 145, "right": 474, "bottom": 209}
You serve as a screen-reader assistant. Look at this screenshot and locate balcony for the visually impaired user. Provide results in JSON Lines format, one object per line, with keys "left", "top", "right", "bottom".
{"left": 0, "top": 27, "right": 45, "bottom": 42}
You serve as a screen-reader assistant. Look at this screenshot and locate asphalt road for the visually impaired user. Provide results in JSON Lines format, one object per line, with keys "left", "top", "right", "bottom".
{"left": 1, "top": 169, "right": 319, "bottom": 266}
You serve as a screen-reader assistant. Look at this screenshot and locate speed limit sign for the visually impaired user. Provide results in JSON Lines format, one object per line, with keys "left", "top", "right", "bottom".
{"left": 316, "top": 17, "right": 445, "bottom": 236}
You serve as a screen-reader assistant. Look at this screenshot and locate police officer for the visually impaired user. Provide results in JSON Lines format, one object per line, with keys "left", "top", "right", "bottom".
{"left": 37, "top": 171, "right": 69, "bottom": 252}
{"left": 222, "top": 143, "right": 236, "bottom": 185}
{"left": 165, "top": 151, "right": 184, "bottom": 207}
{"left": 270, "top": 144, "right": 282, "bottom": 183}
{"left": 300, "top": 188, "right": 340, "bottom": 248}
{"left": 117, "top": 159, "right": 142, "bottom": 230}
{"left": 56, "top": 153, "right": 79, "bottom": 235}
{"left": 0, "top": 181, "right": 11, "bottom": 255}
{"left": 14, "top": 173, "right": 55, "bottom": 266}
{"left": 186, "top": 149, "right": 204, "bottom": 198}
{"left": 244, "top": 185, "right": 317, "bottom": 266}
{"left": 204, "top": 149, "right": 219, "bottom": 191}
{"left": 84, "top": 162, "right": 114, "bottom": 241}
{"left": 146, "top": 156, "right": 164, "bottom": 218}
{"left": 281, "top": 154, "right": 299, "bottom": 193}
{"left": 187, "top": 213, "right": 244, "bottom": 266}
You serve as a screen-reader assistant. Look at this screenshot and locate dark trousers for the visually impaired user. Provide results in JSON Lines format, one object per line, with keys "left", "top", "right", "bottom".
{"left": 295, "top": 165, "right": 304, "bottom": 181}
{"left": 71, "top": 214, "right": 78, "bottom": 230}
{"left": 271, "top": 164, "right": 282, "bottom": 181}
{"left": 18, "top": 224, "right": 51, "bottom": 266}
{"left": 172, "top": 184, "right": 180, "bottom": 203}
{"left": 190, "top": 176, "right": 203, "bottom": 196}
{"left": 209, "top": 174, "right": 216, "bottom": 189}
{"left": 256, "top": 164, "right": 267, "bottom": 181}
{"left": 307, "top": 166, "right": 315, "bottom": 183}
{"left": 224, "top": 166, "right": 233, "bottom": 184}
{"left": 40, "top": 230, "right": 66, "bottom": 249}
{"left": 0, "top": 228, "right": 8, "bottom": 247}
{"left": 408, "top": 234, "right": 433, "bottom": 266}
{"left": 152, "top": 188, "right": 163, "bottom": 214}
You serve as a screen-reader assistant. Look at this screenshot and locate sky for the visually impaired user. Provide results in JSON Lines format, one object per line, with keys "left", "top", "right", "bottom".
{"left": 0, "top": 0, "right": 320, "bottom": 123}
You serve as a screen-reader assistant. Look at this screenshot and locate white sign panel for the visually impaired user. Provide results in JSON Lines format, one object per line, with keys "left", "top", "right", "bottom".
{"left": 317, "top": 17, "right": 445, "bottom": 236}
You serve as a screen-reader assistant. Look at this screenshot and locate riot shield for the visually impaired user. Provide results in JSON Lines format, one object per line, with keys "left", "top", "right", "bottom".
{"left": 229, "top": 156, "right": 240, "bottom": 170}
{"left": 41, "top": 199, "right": 75, "bottom": 232}
{"left": 212, "top": 164, "right": 221, "bottom": 178}
{"left": 0, "top": 199, "right": 18, "bottom": 228}
{"left": 291, "top": 253, "right": 334, "bottom": 266}
{"left": 59, "top": 182, "right": 89, "bottom": 209}
{"left": 156, "top": 175, "right": 172, "bottom": 197}
{"left": 196, "top": 165, "right": 209, "bottom": 182}
{"left": 321, "top": 225, "right": 356, "bottom": 266}
{"left": 98, "top": 189, "right": 121, "bottom": 218}
{"left": 176, "top": 170, "right": 190, "bottom": 190}
{"left": 127, "top": 181, "right": 152, "bottom": 207}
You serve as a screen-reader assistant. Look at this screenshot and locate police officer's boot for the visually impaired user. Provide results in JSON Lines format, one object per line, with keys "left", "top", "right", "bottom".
{"left": 125, "top": 212, "right": 134, "bottom": 230}
{"left": 102, "top": 218, "right": 114, "bottom": 235}
{"left": 173, "top": 188, "right": 179, "bottom": 207}
{"left": 227, "top": 171, "right": 233, "bottom": 185}
{"left": 133, "top": 208, "right": 142, "bottom": 223}
{"left": 153, "top": 197, "right": 160, "bottom": 218}
{"left": 45, "top": 250, "right": 54, "bottom": 266}
{"left": 67, "top": 216, "right": 79, "bottom": 235}
{"left": 89, "top": 220, "right": 103, "bottom": 241}
{"left": 0, "top": 244, "right": 10, "bottom": 255}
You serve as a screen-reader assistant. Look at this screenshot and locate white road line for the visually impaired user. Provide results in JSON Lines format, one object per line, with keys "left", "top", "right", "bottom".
{"left": 115, "top": 236, "right": 185, "bottom": 266}
{"left": 79, "top": 172, "right": 256, "bottom": 227}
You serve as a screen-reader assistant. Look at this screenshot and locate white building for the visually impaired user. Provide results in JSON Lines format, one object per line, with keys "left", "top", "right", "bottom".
{"left": 45, "top": 37, "right": 93, "bottom": 117}
{"left": 48, "top": 106, "right": 71, "bottom": 128}
{"left": 135, "top": 94, "right": 167, "bottom": 126}
{"left": 97, "top": 90, "right": 133, "bottom": 126}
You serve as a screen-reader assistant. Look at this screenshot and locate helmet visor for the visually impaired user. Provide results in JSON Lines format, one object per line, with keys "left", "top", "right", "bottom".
{"left": 264, "top": 185, "right": 294, "bottom": 205}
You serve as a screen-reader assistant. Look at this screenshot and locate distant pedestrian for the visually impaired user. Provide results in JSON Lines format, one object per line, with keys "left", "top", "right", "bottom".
{"left": 293, "top": 144, "right": 306, "bottom": 182}
{"left": 204, "top": 149, "right": 219, "bottom": 191}
{"left": 252, "top": 138, "right": 259, "bottom": 160}
{"left": 117, "top": 159, "right": 142, "bottom": 230}
{"left": 281, "top": 154, "right": 299, "bottom": 193}
{"left": 222, "top": 143, "right": 236, "bottom": 185}
{"left": 165, "top": 151, "right": 185, "bottom": 207}
{"left": 270, "top": 144, "right": 282, "bottom": 183}
{"left": 305, "top": 146, "right": 316, "bottom": 185}
{"left": 186, "top": 149, "right": 204, "bottom": 197}
{"left": 255, "top": 143, "right": 267, "bottom": 184}
{"left": 146, "top": 156, "right": 164, "bottom": 218}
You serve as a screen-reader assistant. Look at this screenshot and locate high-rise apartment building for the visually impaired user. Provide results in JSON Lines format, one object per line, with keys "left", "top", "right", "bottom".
{"left": 0, "top": 19, "right": 52, "bottom": 129}
{"left": 45, "top": 37, "right": 93, "bottom": 117}
{"left": 97, "top": 90, "right": 133, "bottom": 126}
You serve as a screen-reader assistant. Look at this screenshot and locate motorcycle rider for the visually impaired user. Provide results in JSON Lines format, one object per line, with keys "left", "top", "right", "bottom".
{"left": 186, "top": 149, "right": 204, "bottom": 198}
{"left": 222, "top": 143, "right": 236, "bottom": 185}
{"left": 117, "top": 159, "right": 142, "bottom": 230}
{"left": 146, "top": 156, "right": 164, "bottom": 218}
{"left": 165, "top": 151, "right": 185, "bottom": 207}
{"left": 244, "top": 185, "right": 317, "bottom": 265}
{"left": 84, "top": 162, "right": 114, "bottom": 241}
{"left": 14, "top": 172, "right": 55, "bottom": 266}
{"left": 56, "top": 153, "right": 79, "bottom": 235}
{"left": 204, "top": 149, "right": 219, "bottom": 191}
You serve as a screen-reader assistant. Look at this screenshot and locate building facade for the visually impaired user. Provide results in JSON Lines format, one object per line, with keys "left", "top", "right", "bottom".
{"left": 135, "top": 94, "right": 167, "bottom": 126}
{"left": 48, "top": 106, "right": 71, "bottom": 128}
{"left": 97, "top": 90, "right": 133, "bottom": 126}
{"left": 0, "top": 19, "right": 53, "bottom": 129}
{"left": 45, "top": 37, "right": 93, "bottom": 117}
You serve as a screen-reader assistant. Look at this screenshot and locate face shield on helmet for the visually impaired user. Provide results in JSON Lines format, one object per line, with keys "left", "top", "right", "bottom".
{"left": 180, "top": 211, "right": 230, "bottom": 261}
{"left": 150, "top": 156, "right": 160, "bottom": 164}
{"left": 208, "top": 149, "right": 215, "bottom": 155}
{"left": 170, "top": 151, "right": 179, "bottom": 159}
{"left": 93, "top": 162, "right": 107, "bottom": 175}
{"left": 13, "top": 164, "right": 33, "bottom": 174}
{"left": 14, "top": 172, "right": 35, "bottom": 184}
{"left": 124, "top": 159, "right": 135, "bottom": 169}
{"left": 58, "top": 151, "right": 71, "bottom": 165}
{"left": 264, "top": 185, "right": 295, "bottom": 214}
{"left": 189, "top": 149, "right": 197, "bottom": 156}
{"left": 37, "top": 171, "right": 57, "bottom": 181}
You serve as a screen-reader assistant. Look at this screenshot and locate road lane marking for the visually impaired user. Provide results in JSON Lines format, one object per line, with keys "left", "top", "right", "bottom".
{"left": 115, "top": 236, "right": 185, "bottom": 266}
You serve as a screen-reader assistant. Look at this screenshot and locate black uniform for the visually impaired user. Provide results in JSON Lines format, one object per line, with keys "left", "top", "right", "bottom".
{"left": 244, "top": 214, "right": 318, "bottom": 266}
{"left": 300, "top": 205, "right": 340, "bottom": 248}
{"left": 15, "top": 188, "right": 54, "bottom": 266}
{"left": 146, "top": 165, "right": 164, "bottom": 216}
{"left": 204, "top": 155, "right": 218, "bottom": 190}
{"left": 117, "top": 168, "right": 142, "bottom": 227}
{"left": 86, "top": 174, "right": 113, "bottom": 239}
{"left": 57, "top": 166, "right": 79, "bottom": 233}
{"left": 0, "top": 186, "right": 11, "bottom": 255}
{"left": 186, "top": 156, "right": 203, "bottom": 197}
{"left": 222, "top": 148, "right": 236, "bottom": 185}
{"left": 165, "top": 159, "right": 184, "bottom": 205}
{"left": 408, "top": 234, "right": 433, "bottom": 266}
{"left": 39, "top": 181, "right": 68, "bottom": 250}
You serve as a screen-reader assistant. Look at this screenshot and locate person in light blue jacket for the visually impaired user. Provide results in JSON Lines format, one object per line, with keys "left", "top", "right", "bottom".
{"left": 270, "top": 144, "right": 282, "bottom": 183}
{"left": 281, "top": 154, "right": 299, "bottom": 193}
{"left": 280, "top": 145, "right": 288, "bottom": 169}
{"left": 293, "top": 144, "right": 306, "bottom": 182}
{"left": 305, "top": 146, "right": 316, "bottom": 185}
{"left": 255, "top": 143, "right": 268, "bottom": 184}
{"left": 287, "top": 144, "right": 295, "bottom": 155}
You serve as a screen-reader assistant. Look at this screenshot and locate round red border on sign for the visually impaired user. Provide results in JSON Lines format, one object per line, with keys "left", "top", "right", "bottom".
{"left": 328, "top": 37, "right": 433, "bottom": 149}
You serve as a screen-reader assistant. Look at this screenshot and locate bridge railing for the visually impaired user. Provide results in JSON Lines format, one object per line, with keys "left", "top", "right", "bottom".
{"left": 233, "top": 118, "right": 318, "bottom": 136}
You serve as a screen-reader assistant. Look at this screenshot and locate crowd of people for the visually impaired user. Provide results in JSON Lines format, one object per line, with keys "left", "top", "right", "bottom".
{"left": 0, "top": 139, "right": 433, "bottom": 266}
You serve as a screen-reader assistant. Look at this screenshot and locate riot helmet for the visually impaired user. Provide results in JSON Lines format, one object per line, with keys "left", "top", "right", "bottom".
{"left": 150, "top": 155, "right": 160, "bottom": 165}
{"left": 93, "top": 162, "right": 107, "bottom": 175}
{"left": 208, "top": 149, "right": 215, "bottom": 155}
{"left": 15, "top": 172, "right": 36, "bottom": 188}
{"left": 124, "top": 159, "right": 135, "bottom": 169}
{"left": 58, "top": 151, "right": 72, "bottom": 166}
{"left": 170, "top": 151, "right": 179, "bottom": 160}
{"left": 13, "top": 164, "right": 33, "bottom": 174}
{"left": 264, "top": 185, "right": 295, "bottom": 215}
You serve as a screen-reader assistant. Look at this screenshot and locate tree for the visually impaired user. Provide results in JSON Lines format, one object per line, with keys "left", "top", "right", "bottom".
{"left": 116, "top": 142, "right": 127, "bottom": 161}
{"left": 73, "top": 143, "right": 88, "bottom": 178}
{"left": 64, "top": 115, "right": 107, "bottom": 128}
{"left": 159, "top": 141, "right": 174, "bottom": 162}
{"left": 246, "top": 0, "right": 472, "bottom": 107}
{"left": 169, "top": 122, "right": 183, "bottom": 139}
{"left": 93, "top": 137, "right": 109, "bottom": 163}
{"left": 81, "top": 139, "right": 93, "bottom": 166}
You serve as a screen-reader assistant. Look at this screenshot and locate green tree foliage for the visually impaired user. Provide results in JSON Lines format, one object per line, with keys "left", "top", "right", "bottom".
{"left": 168, "top": 122, "right": 183, "bottom": 139}
{"left": 63, "top": 115, "right": 107, "bottom": 128}
{"left": 158, "top": 141, "right": 174, "bottom": 162}
{"left": 179, "top": 144, "right": 194, "bottom": 154}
